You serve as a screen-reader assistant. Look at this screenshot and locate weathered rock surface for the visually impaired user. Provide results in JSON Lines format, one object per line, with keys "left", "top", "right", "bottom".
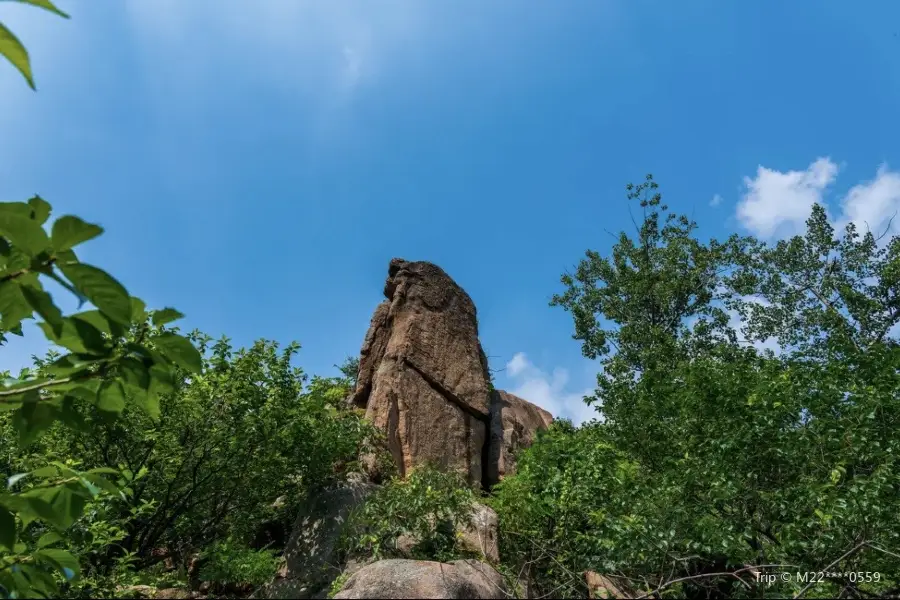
{"left": 255, "top": 474, "right": 376, "bottom": 599}
{"left": 458, "top": 502, "right": 500, "bottom": 564}
{"left": 333, "top": 559, "right": 509, "bottom": 599}
{"left": 485, "top": 390, "right": 554, "bottom": 487}
{"left": 351, "top": 259, "right": 493, "bottom": 485}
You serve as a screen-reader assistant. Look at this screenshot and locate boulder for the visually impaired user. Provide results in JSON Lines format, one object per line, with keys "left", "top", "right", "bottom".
{"left": 485, "top": 390, "right": 553, "bottom": 487}
{"left": 255, "top": 474, "right": 377, "bottom": 599}
{"left": 333, "top": 559, "right": 509, "bottom": 599}
{"left": 457, "top": 502, "right": 499, "bottom": 564}
{"left": 351, "top": 259, "right": 493, "bottom": 486}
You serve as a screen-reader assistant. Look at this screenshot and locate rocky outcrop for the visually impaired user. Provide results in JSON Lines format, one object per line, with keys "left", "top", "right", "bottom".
{"left": 255, "top": 474, "right": 376, "bottom": 599}
{"left": 351, "top": 259, "right": 493, "bottom": 486}
{"left": 352, "top": 259, "right": 553, "bottom": 489}
{"left": 333, "top": 559, "right": 509, "bottom": 599}
{"left": 485, "top": 390, "right": 553, "bottom": 487}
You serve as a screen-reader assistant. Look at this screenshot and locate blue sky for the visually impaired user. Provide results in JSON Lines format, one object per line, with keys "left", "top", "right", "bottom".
{"left": 2, "top": 1, "right": 900, "bottom": 423}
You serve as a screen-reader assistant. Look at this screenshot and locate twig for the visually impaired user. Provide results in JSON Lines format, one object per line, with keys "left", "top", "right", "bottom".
{"left": 635, "top": 564, "right": 799, "bottom": 599}
{"left": 793, "top": 541, "right": 868, "bottom": 599}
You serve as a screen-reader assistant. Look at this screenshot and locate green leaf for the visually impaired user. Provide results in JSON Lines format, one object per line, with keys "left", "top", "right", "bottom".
{"left": 22, "top": 486, "right": 84, "bottom": 530}
{"left": 0, "top": 22, "right": 34, "bottom": 89}
{"left": 50, "top": 215, "right": 103, "bottom": 252}
{"left": 20, "top": 284, "right": 63, "bottom": 333}
{"left": 34, "top": 548, "right": 80, "bottom": 581}
{"left": 57, "top": 262, "right": 131, "bottom": 325}
{"left": 96, "top": 380, "right": 126, "bottom": 414}
{"left": 153, "top": 332, "right": 202, "bottom": 373}
{"left": 69, "top": 309, "right": 123, "bottom": 337}
{"left": 131, "top": 297, "right": 147, "bottom": 322}
{"left": 30, "top": 465, "right": 58, "bottom": 479}
{"left": 12, "top": 399, "right": 58, "bottom": 446}
{"left": 152, "top": 307, "right": 184, "bottom": 326}
{"left": 0, "top": 205, "right": 50, "bottom": 256}
{"left": 39, "top": 316, "right": 109, "bottom": 355}
{"left": 141, "top": 389, "right": 160, "bottom": 419}
{"left": 119, "top": 357, "right": 150, "bottom": 390}
{"left": 15, "top": 491, "right": 62, "bottom": 528}
{"left": 0, "top": 280, "right": 34, "bottom": 330}
{"left": 43, "top": 352, "right": 100, "bottom": 377}
{"left": 0, "top": 504, "right": 15, "bottom": 550}
{"left": 26, "top": 196, "right": 51, "bottom": 224}
{"left": 80, "top": 473, "right": 119, "bottom": 495}
{"left": 85, "top": 467, "right": 119, "bottom": 475}
{"left": 36, "top": 530, "right": 63, "bottom": 548}
{"left": 8, "top": 0, "right": 71, "bottom": 19}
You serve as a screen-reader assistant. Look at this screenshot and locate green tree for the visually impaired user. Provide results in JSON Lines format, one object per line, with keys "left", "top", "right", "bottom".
{"left": 499, "top": 177, "right": 900, "bottom": 598}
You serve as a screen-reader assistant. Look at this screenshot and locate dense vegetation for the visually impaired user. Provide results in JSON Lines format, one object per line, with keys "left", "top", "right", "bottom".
{"left": 491, "top": 178, "right": 900, "bottom": 598}
{"left": 2, "top": 5, "right": 898, "bottom": 599}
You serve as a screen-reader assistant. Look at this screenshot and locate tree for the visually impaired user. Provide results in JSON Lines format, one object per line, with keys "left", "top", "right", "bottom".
{"left": 498, "top": 176, "right": 900, "bottom": 598}
{"left": 1, "top": 335, "right": 378, "bottom": 597}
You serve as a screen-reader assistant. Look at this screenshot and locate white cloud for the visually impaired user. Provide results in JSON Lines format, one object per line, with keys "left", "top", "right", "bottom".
{"left": 736, "top": 158, "right": 900, "bottom": 242}
{"left": 710, "top": 193, "right": 723, "bottom": 207}
{"left": 737, "top": 157, "right": 839, "bottom": 239}
{"left": 502, "top": 352, "right": 597, "bottom": 425}
{"left": 506, "top": 352, "right": 529, "bottom": 377}
{"left": 837, "top": 165, "right": 900, "bottom": 240}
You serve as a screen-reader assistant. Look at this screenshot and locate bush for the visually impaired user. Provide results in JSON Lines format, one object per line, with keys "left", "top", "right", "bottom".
{"left": 342, "top": 465, "right": 477, "bottom": 562}
{"left": 198, "top": 540, "right": 279, "bottom": 588}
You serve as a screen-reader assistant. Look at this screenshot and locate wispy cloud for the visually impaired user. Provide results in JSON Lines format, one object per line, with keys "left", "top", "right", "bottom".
{"left": 710, "top": 193, "right": 723, "bottom": 207}
{"left": 122, "top": 1, "right": 424, "bottom": 102}
{"left": 502, "top": 352, "right": 597, "bottom": 425}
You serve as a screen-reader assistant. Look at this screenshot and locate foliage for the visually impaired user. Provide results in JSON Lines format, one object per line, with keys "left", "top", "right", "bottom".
{"left": 336, "top": 356, "right": 359, "bottom": 388}
{"left": 498, "top": 176, "right": 900, "bottom": 598}
{"left": 0, "top": 191, "right": 199, "bottom": 598}
{"left": 198, "top": 539, "right": 279, "bottom": 588}
{"left": 0, "top": 0, "right": 69, "bottom": 90}
{"left": 343, "top": 465, "right": 477, "bottom": 563}
{"left": 4, "top": 336, "right": 377, "bottom": 582}
{"left": 327, "top": 571, "right": 350, "bottom": 599}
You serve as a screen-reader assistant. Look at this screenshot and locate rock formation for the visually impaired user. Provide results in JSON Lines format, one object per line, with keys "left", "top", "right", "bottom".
{"left": 485, "top": 390, "right": 553, "bottom": 487}
{"left": 263, "top": 259, "right": 555, "bottom": 600}
{"left": 255, "top": 474, "right": 376, "bottom": 599}
{"left": 333, "top": 559, "right": 509, "bottom": 599}
{"left": 351, "top": 258, "right": 553, "bottom": 488}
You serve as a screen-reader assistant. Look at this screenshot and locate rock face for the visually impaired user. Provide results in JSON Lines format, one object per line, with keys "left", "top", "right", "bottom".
{"left": 333, "top": 559, "right": 509, "bottom": 599}
{"left": 351, "top": 259, "right": 494, "bottom": 485}
{"left": 352, "top": 258, "right": 554, "bottom": 488}
{"left": 458, "top": 502, "right": 500, "bottom": 564}
{"left": 485, "top": 390, "right": 554, "bottom": 487}
{"left": 256, "top": 474, "right": 376, "bottom": 599}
